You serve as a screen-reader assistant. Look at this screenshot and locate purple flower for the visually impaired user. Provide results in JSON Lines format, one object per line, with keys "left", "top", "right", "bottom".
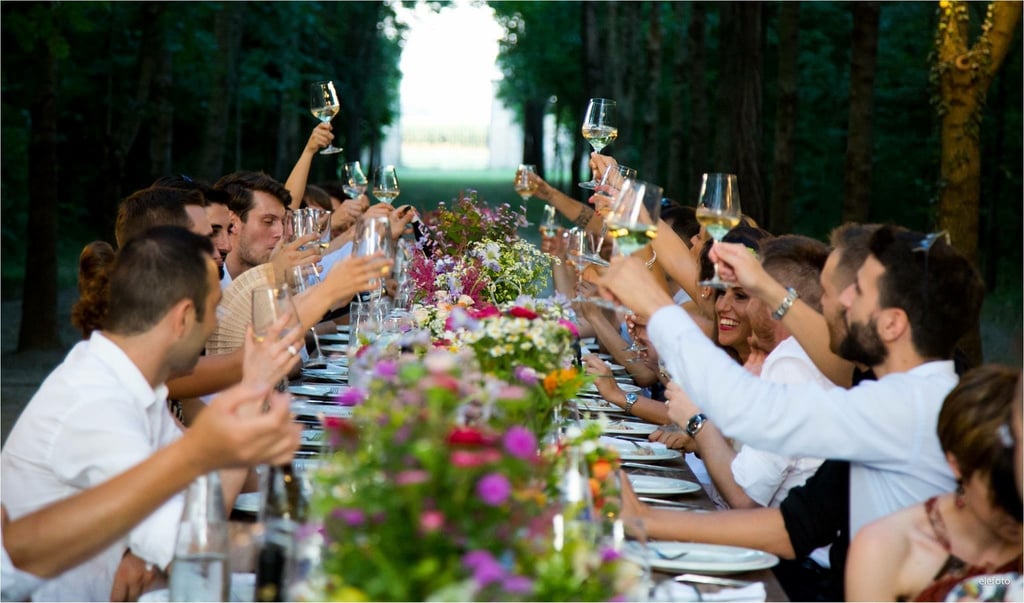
{"left": 476, "top": 473, "right": 511, "bottom": 506}
{"left": 462, "top": 550, "right": 505, "bottom": 587}
{"left": 513, "top": 365, "right": 538, "bottom": 385}
{"left": 503, "top": 426, "right": 537, "bottom": 460}
{"left": 501, "top": 575, "right": 534, "bottom": 594}
{"left": 600, "top": 547, "right": 622, "bottom": 563}
{"left": 336, "top": 387, "right": 365, "bottom": 407}
{"left": 373, "top": 360, "right": 398, "bottom": 379}
{"left": 331, "top": 508, "right": 365, "bottom": 527}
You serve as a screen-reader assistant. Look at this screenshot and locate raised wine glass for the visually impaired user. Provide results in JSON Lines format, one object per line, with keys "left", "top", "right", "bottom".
{"left": 604, "top": 178, "right": 662, "bottom": 258}
{"left": 251, "top": 285, "right": 302, "bottom": 390}
{"left": 579, "top": 98, "right": 618, "bottom": 190}
{"left": 341, "top": 161, "right": 368, "bottom": 199}
{"left": 514, "top": 164, "right": 538, "bottom": 201}
{"left": 695, "top": 173, "right": 741, "bottom": 289}
{"left": 371, "top": 165, "right": 400, "bottom": 204}
{"left": 539, "top": 204, "right": 559, "bottom": 238}
{"left": 310, "top": 81, "right": 343, "bottom": 155}
{"left": 353, "top": 215, "right": 394, "bottom": 299}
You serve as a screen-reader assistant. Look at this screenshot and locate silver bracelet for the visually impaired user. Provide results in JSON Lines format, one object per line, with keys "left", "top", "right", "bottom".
{"left": 771, "top": 287, "right": 799, "bottom": 320}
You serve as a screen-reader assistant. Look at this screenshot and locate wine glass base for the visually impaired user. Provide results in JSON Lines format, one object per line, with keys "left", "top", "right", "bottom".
{"left": 578, "top": 180, "right": 598, "bottom": 190}
{"left": 697, "top": 277, "right": 731, "bottom": 290}
{"left": 320, "top": 146, "right": 344, "bottom": 155}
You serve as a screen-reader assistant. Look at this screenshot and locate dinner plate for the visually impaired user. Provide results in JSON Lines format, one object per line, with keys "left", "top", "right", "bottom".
{"left": 627, "top": 474, "right": 702, "bottom": 496}
{"left": 291, "top": 399, "right": 354, "bottom": 419}
{"left": 319, "top": 343, "right": 351, "bottom": 354}
{"left": 630, "top": 541, "right": 779, "bottom": 575}
{"left": 589, "top": 419, "right": 658, "bottom": 436}
{"left": 288, "top": 384, "right": 346, "bottom": 398}
{"left": 301, "top": 366, "right": 348, "bottom": 380}
{"left": 301, "top": 429, "right": 326, "bottom": 448}
{"left": 575, "top": 399, "right": 628, "bottom": 414}
{"left": 232, "top": 492, "right": 260, "bottom": 514}
{"left": 602, "top": 437, "right": 682, "bottom": 462}
{"left": 318, "top": 332, "right": 350, "bottom": 344}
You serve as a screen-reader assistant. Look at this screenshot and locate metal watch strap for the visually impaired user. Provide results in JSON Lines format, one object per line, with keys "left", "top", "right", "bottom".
{"left": 771, "top": 287, "right": 799, "bottom": 321}
{"left": 624, "top": 392, "right": 638, "bottom": 415}
{"left": 685, "top": 413, "right": 707, "bottom": 437}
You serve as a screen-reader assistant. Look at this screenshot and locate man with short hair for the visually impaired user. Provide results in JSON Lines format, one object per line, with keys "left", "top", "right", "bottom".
{"left": 2, "top": 227, "right": 224, "bottom": 600}
{"left": 152, "top": 176, "right": 233, "bottom": 278}
{"left": 114, "top": 187, "right": 200, "bottom": 248}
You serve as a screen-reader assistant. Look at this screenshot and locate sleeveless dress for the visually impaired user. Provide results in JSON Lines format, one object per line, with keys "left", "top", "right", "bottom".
{"left": 912, "top": 497, "right": 1023, "bottom": 602}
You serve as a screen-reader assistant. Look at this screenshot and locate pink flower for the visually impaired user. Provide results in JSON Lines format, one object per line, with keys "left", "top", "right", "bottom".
{"left": 507, "top": 306, "right": 539, "bottom": 320}
{"left": 336, "top": 388, "right": 364, "bottom": 407}
{"left": 513, "top": 366, "right": 538, "bottom": 385}
{"left": 451, "top": 450, "right": 486, "bottom": 467}
{"left": 395, "top": 470, "right": 429, "bottom": 486}
{"left": 558, "top": 319, "right": 580, "bottom": 338}
{"left": 331, "top": 507, "right": 365, "bottom": 527}
{"left": 469, "top": 305, "right": 501, "bottom": 319}
{"left": 419, "top": 510, "right": 444, "bottom": 533}
{"left": 476, "top": 472, "right": 511, "bottom": 506}
{"left": 447, "top": 427, "right": 488, "bottom": 446}
{"left": 503, "top": 426, "right": 537, "bottom": 460}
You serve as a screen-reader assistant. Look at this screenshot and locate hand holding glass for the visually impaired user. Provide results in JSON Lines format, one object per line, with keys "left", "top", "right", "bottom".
{"left": 372, "top": 165, "right": 400, "bottom": 204}
{"left": 579, "top": 98, "right": 618, "bottom": 190}
{"left": 310, "top": 81, "right": 343, "bottom": 155}
{"left": 696, "top": 173, "right": 741, "bottom": 289}
{"left": 514, "top": 164, "right": 538, "bottom": 201}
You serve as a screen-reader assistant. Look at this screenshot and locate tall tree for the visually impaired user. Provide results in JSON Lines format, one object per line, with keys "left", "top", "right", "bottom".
{"left": 733, "top": 2, "right": 765, "bottom": 225}
{"left": 196, "top": 2, "right": 244, "bottom": 182}
{"left": 686, "top": 2, "right": 709, "bottom": 203}
{"left": 770, "top": 2, "right": 800, "bottom": 234}
{"left": 665, "top": 2, "right": 689, "bottom": 201}
{"left": 639, "top": 4, "right": 663, "bottom": 179}
{"left": 933, "top": 0, "right": 1022, "bottom": 265}
{"left": 842, "top": 1, "right": 880, "bottom": 224}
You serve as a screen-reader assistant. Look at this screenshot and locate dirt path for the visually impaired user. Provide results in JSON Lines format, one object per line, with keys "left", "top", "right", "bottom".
{"left": 1, "top": 289, "right": 80, "bottom": 444}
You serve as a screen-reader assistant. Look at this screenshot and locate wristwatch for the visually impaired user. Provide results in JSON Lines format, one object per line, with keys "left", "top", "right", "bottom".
{"left": 685, "top": 413, "right": 708, "bottom": 437}
{"left": 623, "top": 392, "right": 639, "bottom": 416}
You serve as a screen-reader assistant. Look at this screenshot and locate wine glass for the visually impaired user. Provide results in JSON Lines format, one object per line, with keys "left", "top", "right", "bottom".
{"left": 539, "top": 204, "right": 559, "bottom": 238}
{"left": 514, "top": 164, "right": 538, "bottom": 201}
{"left": 579, "top": 98, "right": 618, "bottom": 190}
{"left": 695, "top": 173, "right": 741, "bottom": 289}
{"left": 310, "top": 81, "right": 343, "bottom": 155}
{"left": 372, "top": 165, "right": 400, "bottom": 204}
{"left": 341, "top": 161, "right": 368, "bottom": 199}
{"left": 252, "top": 285, "right": 302, "bottom": 389}
{"left": 353, "top": 216, "right": 394, "bottom": 299}
{"left": 604, "top": 178, "right": 662, "bottom": 258}
{"left": 565, "top": 228, "right": 594, "bottom": 286}
{"left": 593, "top": 163, "right": 637, "bottom": 206}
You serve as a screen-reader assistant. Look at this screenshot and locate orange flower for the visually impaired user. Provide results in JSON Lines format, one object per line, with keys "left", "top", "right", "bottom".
{"left": 543, "top": 367, "right": 579, "bottom": 396}
{"left": 591, "top": 459, "right": 612, "bottom": 481}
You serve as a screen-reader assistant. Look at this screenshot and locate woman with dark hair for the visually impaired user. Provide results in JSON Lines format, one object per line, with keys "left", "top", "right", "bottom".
{"left": 70, "top": 241, "right": 117, "bottom": 338}
{"left": 846, "top": 365, "right": 1023, "bottom": 601}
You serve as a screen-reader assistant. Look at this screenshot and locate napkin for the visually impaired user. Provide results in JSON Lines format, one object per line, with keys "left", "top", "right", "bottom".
{"left": 599, "top": 436, "right": 667, "bottom": 452}
{"left": 651, "top": 579, "right": 766, "bottom": 602}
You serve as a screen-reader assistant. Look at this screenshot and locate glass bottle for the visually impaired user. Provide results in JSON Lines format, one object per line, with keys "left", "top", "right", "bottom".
{"left": 169, "top": 472, "right": 229, "bottom": 602}
{"left": 254, "top": 462, "right": 304, "bottom": 602}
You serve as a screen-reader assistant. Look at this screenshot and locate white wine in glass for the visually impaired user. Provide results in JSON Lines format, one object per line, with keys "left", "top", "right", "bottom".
{"left": 310, "top": 81, "right": 343, "bottom": 155}
{"left": 695, "top": 173, "right": 742, "bottom": 289}
{"left": 372, "top": 165, "right": 400, "bottom": 204}
{"left": 514, "top": 164, "right": 539, "bottom": 201}
{"left": 539, "top": 204, "right": 559, "bottom": 238}
{"left": 579, "top": 98, "right": 617, "bottom": 190}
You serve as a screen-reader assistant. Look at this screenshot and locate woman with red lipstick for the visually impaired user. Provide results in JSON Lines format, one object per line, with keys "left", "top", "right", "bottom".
{"left": 707, "top": 226, "right": 772, "bottom": 365}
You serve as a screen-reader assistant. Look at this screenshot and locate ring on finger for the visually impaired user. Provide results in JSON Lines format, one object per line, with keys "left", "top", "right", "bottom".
{"left": 287, "top": 344, "right": 299, "bottom": 356}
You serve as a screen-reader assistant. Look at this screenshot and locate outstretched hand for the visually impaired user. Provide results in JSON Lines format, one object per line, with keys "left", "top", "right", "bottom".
{"left": 242, "top": 316, "right": 304, "bottom": 389}
{"left": 304, "top": 122, "right": 334, "bottom": 155}
{"left": 596, "top": 256, "right": 675, "bottom": 318}
{"left": 321, "top": 253, "right": 394, "bottom": 306}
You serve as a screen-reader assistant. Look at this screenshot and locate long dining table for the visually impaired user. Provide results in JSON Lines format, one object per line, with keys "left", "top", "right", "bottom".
{"left": 264, "top": 328, "right": 790, "bottom": 602}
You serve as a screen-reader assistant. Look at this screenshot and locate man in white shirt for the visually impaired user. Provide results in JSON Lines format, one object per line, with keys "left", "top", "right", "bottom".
{"left": 2, "top": 227, "right": 224, "bottom": 601}
{"left": 602, "top": 225, "right": 984, "bottom": 541}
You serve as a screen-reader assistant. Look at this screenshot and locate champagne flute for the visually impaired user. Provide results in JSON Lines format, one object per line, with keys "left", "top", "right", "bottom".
{"left": 695, "top": 173, "right": 741, "bottom": 289}
{"left": 514, "top": 164, "right": 538, "bottom": 201}
{"left": 310, "top": 81, "right": 343, "bottom": 155}
{"left": 341, "top": 161, "right": 368, "bottom": 199}
{"left": 372, "top": 165, "right": 400, "bottom": 204}
{"left": 579, "top": 98, "right": 618, "bottom": 190}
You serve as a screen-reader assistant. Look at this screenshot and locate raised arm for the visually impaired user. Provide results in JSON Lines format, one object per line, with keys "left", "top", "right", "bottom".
{"left": 529, "top": 172, "right": 603, "bottom": 234}
{"left": 284, "top": 123, "right": 334, "bottom": 210}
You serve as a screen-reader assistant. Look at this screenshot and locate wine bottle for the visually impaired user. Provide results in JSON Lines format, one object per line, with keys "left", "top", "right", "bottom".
{"left": 254, "top": 463, "right": 304, "bottom": 602}
{"left": 169, "top": 472, "right": 229, "bottom": 602}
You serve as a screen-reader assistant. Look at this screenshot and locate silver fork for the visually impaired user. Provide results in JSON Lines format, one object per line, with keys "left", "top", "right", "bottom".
{"left": 650, "top": 546, "right": 690, "bottom": 561}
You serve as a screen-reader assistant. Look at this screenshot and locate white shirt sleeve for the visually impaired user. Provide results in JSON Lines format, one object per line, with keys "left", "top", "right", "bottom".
{"left": 730, "top": 445, "right": 794, "bottom": 507}
{"left": 647, "top": 305, "right": 937, "bottom": 467}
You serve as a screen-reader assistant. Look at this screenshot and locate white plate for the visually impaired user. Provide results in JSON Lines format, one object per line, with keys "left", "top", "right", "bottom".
{"left": 631, "top": 541, "right": 779, "bottom": 575}
{"left": 301, "top": 429, "right": 326, "bottom": 447}
{"left": 591, "top": 419, "right": 658, "bottom": 436}
{"left": 596, "top": 353, "right": 615, "bottom": 361}
{"left": 291, "top": 399, "right": 354, "bottom": 419}
{"left": 628, "top": 474, "right": 702, "bottom": 496}
{"left": 301, "top": 367, "right": 348, "bottom": 380}
{"left": 602, "top": 437, "right": 682, "bottom": 462}
{"left": 232, "top": 492, "right": 260, "bottom": 514}
{"left": 581, "top": 382, "right": 641, "bottom": 394}
{"left": 575, "top": 399, "right": 628, "bottom": 414}
{"left": 318, "top": 332, "right": 350, "bottom": 343}
{"left": 288, "top": 384, "right": 346, "bottom": 398}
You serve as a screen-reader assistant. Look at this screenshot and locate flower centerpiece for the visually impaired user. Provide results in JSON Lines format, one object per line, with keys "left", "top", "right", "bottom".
{"left": 314, "top": 349, "right": 639, "bottom": 602}
{"left": 407, "top": 191, "right": 553, "bottom": 307}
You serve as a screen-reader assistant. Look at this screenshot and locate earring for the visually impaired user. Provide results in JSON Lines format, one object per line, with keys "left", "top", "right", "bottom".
{"left": 700, "top": 287, "right": 711, "bottom": 300}
{"left": 955, "top": 481, "right": 966, "bottom": 509}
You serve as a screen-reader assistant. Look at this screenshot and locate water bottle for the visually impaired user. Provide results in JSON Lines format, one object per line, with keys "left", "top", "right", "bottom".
{"left": 254, "top": 463, "right": 304, "bottom": 602}
{"left": 169, "top": 472, "right": 229, "bottom": 602}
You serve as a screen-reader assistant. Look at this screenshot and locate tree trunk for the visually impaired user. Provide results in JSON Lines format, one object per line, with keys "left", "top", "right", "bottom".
{"left": 18, "top": 33, "right": 61, "bottom": 351}
{"left": 770, "top": 1, "right": 800, "bottom": 235}
{"left": 640, "top": 5, "right": 663, "bottom": 180}
{"left": 733, "top": 2, "right": 765, "bottom": 225}
{"left": 148, "top": 38, "right": 174, "bottom": 180}
{"left": 841, "top": 1, "right": 880, "bottom": 225}
{"left": 687, "top": 2, "right": 709, "bottom": 203}
{"left": 665, "top": 3, "right": 688, "bottom": 200}
{"left": 714, "top": 3, "right": 738, "bottom": 174}
{"left": 934, "top": 1, "right": 1022, "bottom": 365}
{"left": 197, "top": 2, "right": 244, "bottom": 181}
{"left": 522, "top": 99, "right": 545, "bottom": 178}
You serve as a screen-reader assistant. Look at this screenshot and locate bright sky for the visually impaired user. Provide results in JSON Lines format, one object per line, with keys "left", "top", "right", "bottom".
{"left": 395, "top": 1, "right": 504, "bottom": 127}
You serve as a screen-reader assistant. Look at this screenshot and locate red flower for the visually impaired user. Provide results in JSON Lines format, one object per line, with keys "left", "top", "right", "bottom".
{"left": 447, "top": 427, "right": 488, "bottom": 446}
{"left": 470, "top": 305, "right": 501, "bottom": 319}
{"left": 507, "top": 306, "right": 539, "bottom": 320}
